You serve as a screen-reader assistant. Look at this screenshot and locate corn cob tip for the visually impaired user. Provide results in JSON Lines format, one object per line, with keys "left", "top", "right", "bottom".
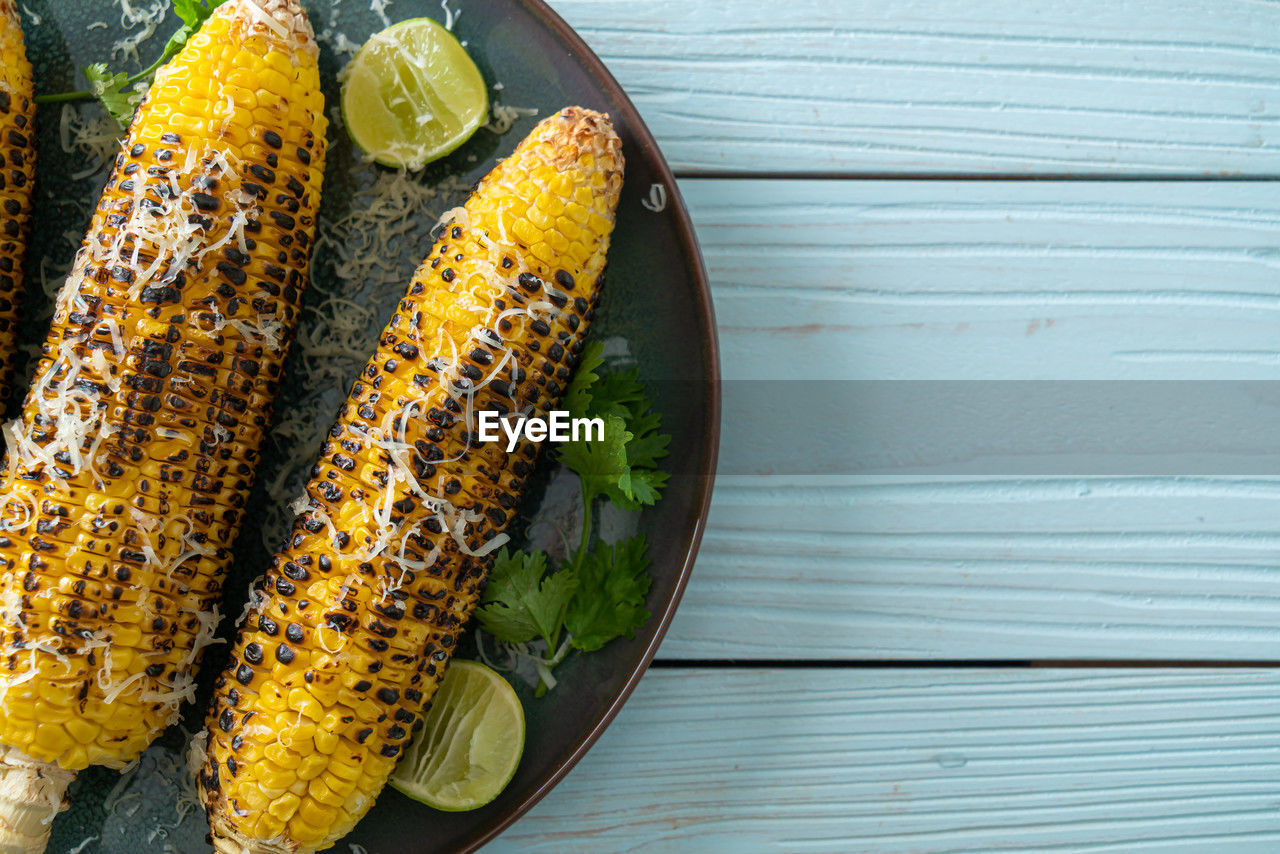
{"left": 220, "top": 0, "right": 318, "bottom": 50}
{"left": 545, "top": 106, "right": 623, "bottom": 171}
{"left": 0, "top": 747, "right": 75, "bottom": 854}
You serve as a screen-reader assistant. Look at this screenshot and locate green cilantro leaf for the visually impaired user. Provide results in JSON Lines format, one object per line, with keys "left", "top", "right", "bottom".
{"left": 563, "top": 340, "right": 605, "bottom": 419}
{"left": 623, "top": 468, "right": 669, "bottom": 509}
{"left": 578, "top": 367, "right": 669, "bottom": 473}
{"left": 558, "top": 353, "right": 671, "bottom": 509}
{"left": 586, "top": 369, "right": 646, "bottom": 420}
{"left": 475, "top": 549, "right": 578, "bottom": 646}
{"left": 558, "top": 414, "right": 633, "bottom": 505}
{"left": 623, "top": 408, "right": 670, "bottom": 471}
{"left": 565, "top": 535, "right": 652, "bottom": 652}
{"left": 83, "top": 63, "right": 141, "bottom": 127}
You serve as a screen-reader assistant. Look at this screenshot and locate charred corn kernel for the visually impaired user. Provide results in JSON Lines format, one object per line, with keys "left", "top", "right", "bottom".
{"left": 202, "top": 108, "right": 623, "bottom": 854}
{"left": 0, "top": 0, "right": 35, "bottom": 405}
{"left": 0, "top": 0, "right": 327, "bottom": 846}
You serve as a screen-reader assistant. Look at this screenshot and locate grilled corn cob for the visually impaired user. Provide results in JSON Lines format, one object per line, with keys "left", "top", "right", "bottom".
{"left": 0, "top": 0, "right": 35, "bottom": 404}
{"left": 200, "top": 107, "right": 623, "bottom": 853}
{"left": 0, "top": 0, "right": 326, "bottom": 849}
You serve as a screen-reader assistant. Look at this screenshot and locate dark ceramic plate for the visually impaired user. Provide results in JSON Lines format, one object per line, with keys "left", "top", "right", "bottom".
{"left": 25, "top": 1, "right": 718, "bottom": 852}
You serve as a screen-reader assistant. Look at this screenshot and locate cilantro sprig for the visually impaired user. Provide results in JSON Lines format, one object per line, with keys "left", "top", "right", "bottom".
{"left": 475, "top": 341, "right": 670, "bottom": 694}
{"left": 35, "top": 0, "right": 229, "bottom": 125}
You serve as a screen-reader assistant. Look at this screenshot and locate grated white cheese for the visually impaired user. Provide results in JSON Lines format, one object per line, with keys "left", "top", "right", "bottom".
{"left": 111, "top": 0, "right": 169, "bottom": 63}
{"left": 0, "top": 142, "right": 274, "bottom": 717}
{"left": 66, "top": 835, "right": 99, "bottom": 854}
{"left": 370, "top": 0, "right": 393, "bottom": 27}
{"left": 641, "top": 182, "right": 668, "bottom": 212}
{"left": 485, "top": 103, "right": 538, "bottom": 135}
{"left": 257, "top": 168, "right": 468, "bottom": 551}
{"left": 440, "top": 0, "right": 460, "bottom": 30}
{"left": 242, "top": 0, "right": 290, "bottom": 38}
{"left": 59, "top": 103, "right": 123, "bottom": 181}
{"left": 330, "top": 31, "right": 361, "bottom": 57}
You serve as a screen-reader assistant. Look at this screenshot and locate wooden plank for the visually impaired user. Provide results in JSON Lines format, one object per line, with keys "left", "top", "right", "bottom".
{"left": 650, "top": 179, "right": 1280, "bottom": 660}
{"left": 683, "top": 179, "right": 1280, "bottom": 381}
{"left": 662, "top": 476, "right": 1280, "bottom": 660}
{"left": 549, "top": 0, "right": 1280, "bottom": 176}
{"left": 487, "top": 668, "right": 1280, "bottom": 852}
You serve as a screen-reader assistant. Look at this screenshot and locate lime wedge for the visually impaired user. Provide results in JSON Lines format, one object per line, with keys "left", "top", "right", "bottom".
{"left": 389, "top": 660, "right": 525, "bottom": 812}
{"left": 340, "top": 17, "right": 489, "bottom": 169}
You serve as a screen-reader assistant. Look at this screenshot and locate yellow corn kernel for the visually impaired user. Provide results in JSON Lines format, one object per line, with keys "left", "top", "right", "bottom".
{"left": 294, "top": 752, "right": 329, "bottom": 782}
{"left": 257, "top": 684, "right": 288, "bottom": 713}
{"left": 287, "top": 689, "right": 323, "bottom": 721}
{"left": 254, "top": 763, "right": 295, "bottom": 795}
{"left": 511, "top": 217, "right": 542, "bottom": 246}
{"left": 295, "top": 796, "right": 336, "bottom": 831}
{"left": 63, "top": 718, "right": 99, "bottom": 746}
{"left": 312, "top": 729, "right": 340, "bottom": 755}
{"left": 305, "top": 777, "right": 344, "bottom": 808}
{"left": 237, "top": 786, "right": 270, "bottom": 812}
{"left": 264, "top": 743, "right": 302, "bottom": 770}
{"left": 32, "top": 726, "right": 73, "bottom": 756}
{"left": 253, "top": 813, "right": 285, "bottom": 841}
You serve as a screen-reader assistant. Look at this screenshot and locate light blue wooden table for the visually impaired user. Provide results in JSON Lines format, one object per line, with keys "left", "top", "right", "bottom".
{"left": 489, "top": 2, "right": 1280, "bottom": 850}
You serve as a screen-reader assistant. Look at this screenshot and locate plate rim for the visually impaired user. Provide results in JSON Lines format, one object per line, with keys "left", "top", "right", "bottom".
{"left": 450, "top": 0, "right": 722, "bottom": 850}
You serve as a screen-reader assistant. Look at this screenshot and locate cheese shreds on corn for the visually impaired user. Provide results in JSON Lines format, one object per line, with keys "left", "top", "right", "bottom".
{"left": 256, "top": 168, "right": 472, "bottom": 556}
{"left": 200, "top": 107, "right": 623, "bottom": 854}
{"left": 0, "top": 1, "right": 327, "bottom": 850}
{"left": 0, "top": 0, "right": 36, "bottom": 406}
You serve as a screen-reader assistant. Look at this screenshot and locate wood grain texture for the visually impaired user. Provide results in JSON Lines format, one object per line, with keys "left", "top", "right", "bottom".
{"left": 548, "top": 0, "right": 1280, "bottom": 176}
{"left": 685, "top": 179, "right": 1280, "bottom": 381}
{"left": 662, "top": 476, "right": 1280, "bottom": 660}
{"left": 650, "top": 178, "right": 1280, "bottom": 660}
{"left": 487, "top": 668, "right": 1280, "bottom": 852}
